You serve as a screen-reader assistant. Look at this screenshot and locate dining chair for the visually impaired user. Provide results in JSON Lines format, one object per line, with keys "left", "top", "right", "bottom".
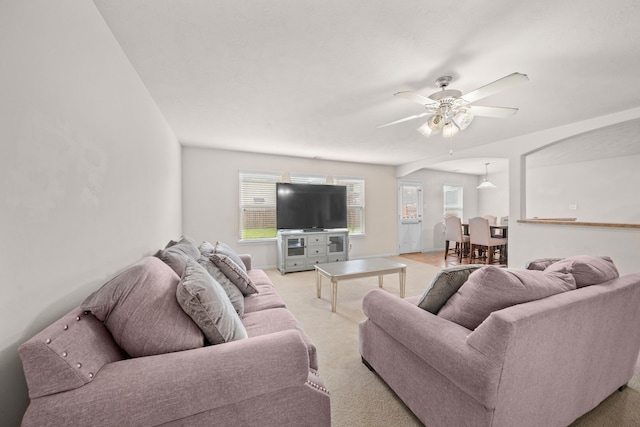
{"left": 444, "top": 216, "right": 470, "bottom": 262}
{"left": 482, "top": 214, "right": 502, "bottom": 237}
{"left": 482, "top": 214, "right": 497, "bottom": 224}
{"left": 469, "top": 216, "right": 507, "bottom": 264}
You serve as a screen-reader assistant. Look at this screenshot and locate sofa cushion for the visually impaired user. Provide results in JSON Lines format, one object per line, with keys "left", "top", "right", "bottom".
{"left": 242, "top": 308, "right": 318, "bottom": 370}
{"left": 197, "top": 256, "right": 245, "bottom": 316}
{"left": 211, "top": 253, "right": 258, "bottom": 295}
{"left": 248, "top": 269, "right": 274, "bottom": 287}
{"left": 214, "top": 241, "right": 247, "bottom": 272}
{"left": 155, "top": 235, "right": 200, "bottom": 277}
{"left": 544, "top": 255, "right": 619, "bottom": 288}
{"left": 438, "top": 266, "right": 576, "bottom": 330}
{"left": 81, "top": 257, "right": 204, "bottom": 357}
{"left": 244, "top": 285, "right": 287, "bottom": 313}
{"left": 416, "top": 265, "right": 484, "bottom": 314}
{"left": 177, "top": 259, "right": 248, "bottom": 345}
{"left": 18, "top": 308, "right": 127, "bottom": 398}
{"left": 525, "top": 257, "right": 563, "bottom": 271}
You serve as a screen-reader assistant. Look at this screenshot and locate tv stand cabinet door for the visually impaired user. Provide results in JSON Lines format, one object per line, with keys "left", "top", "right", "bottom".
{"left": 326, "top": 232, "right": 349, "bottom": 262}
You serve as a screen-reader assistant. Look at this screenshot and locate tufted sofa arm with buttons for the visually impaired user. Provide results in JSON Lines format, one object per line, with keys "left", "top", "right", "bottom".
{"left": 19, "top": 309, "right": 126, "bottom": 399}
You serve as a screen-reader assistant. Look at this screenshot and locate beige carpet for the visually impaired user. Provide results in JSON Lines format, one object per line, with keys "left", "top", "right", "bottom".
{"left": 265, "top": 256, "right": 640, "bottom": 427}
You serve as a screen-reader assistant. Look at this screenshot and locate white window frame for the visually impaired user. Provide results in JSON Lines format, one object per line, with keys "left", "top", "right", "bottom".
{"left": 289, "top": 173, "right": 327, "bottom": 185}
{"left": 334, "top": 176, "right": 365, "bottom": 235}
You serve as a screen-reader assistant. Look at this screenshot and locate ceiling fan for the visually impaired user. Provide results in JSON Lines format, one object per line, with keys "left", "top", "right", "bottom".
{"left": 377, "top": 72, "right": 529, "bottom": 138}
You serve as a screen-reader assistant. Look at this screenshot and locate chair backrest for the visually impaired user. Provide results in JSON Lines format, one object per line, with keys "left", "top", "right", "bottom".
{"left": 444, "top": 216, "right": 463, "bottom": 242}
{"left": 482, "top": 214, "right": 497, "bottom": 225}
{"left": 500, "top": 216, "right": 509, "bottom": 225}
{"left": 469, "top": 216, "right": 491, "bottom": 246}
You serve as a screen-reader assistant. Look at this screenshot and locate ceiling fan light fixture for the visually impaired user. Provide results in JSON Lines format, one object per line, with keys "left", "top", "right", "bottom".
{"left": 379, "top": 72, "right": 529, "bottom": 140}
{"left": 477, "top": 163, "right": 496, "bottom": 189}
{"left": 442, "top": 122, "right": 459, "bottom": 138}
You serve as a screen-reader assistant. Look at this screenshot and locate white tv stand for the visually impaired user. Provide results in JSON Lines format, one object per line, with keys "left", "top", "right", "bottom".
{"left": 277, "top": 229, "right": 349, "bottom": 274}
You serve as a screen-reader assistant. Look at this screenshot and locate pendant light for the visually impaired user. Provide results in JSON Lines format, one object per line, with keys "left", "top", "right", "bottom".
{"left": 477, "top": 163, "right": 496, "bottom": 189}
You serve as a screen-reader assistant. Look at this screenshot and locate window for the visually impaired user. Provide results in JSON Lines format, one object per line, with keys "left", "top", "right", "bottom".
{"left": 444, "top": 185, "right": 463, "bottom": 218}
{"left": 334, "top": 176, "right": 365, "bottom": 235}
{"left": 239, "top": 171, "right": 282, "bottom": 239}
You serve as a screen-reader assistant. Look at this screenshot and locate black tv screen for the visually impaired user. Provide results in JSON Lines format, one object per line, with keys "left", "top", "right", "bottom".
{"left": 276, "top": 183, "right": 347, "bottom": 230}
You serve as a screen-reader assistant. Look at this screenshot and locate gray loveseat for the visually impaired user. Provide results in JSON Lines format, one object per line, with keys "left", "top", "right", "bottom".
{"left": 19, "top": 237, "right": 330, "bottom": 426}
{"left": 359, "top": 256, "right": 640, "bottom": 426}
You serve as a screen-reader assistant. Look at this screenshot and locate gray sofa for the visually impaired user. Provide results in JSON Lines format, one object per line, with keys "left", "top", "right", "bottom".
{"left": 19, "top": 238, "right": 330, "bottom": 426}
{"left": 359, "top": 256, "right": 640, "bottom": 426}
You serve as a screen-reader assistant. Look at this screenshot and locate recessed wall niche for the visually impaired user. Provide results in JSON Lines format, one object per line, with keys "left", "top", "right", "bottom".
{"left": 525, "top": 118, "right": 640, "bottom": 224}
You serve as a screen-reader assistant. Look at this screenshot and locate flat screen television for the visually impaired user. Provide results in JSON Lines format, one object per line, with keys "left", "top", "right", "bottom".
{"left": 276, "top": 183, "right": 347, "bottom": 230}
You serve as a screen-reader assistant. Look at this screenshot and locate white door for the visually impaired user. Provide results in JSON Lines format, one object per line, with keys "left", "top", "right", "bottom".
{"left": 398, "top": 181, "right": 423, "bottom": 254}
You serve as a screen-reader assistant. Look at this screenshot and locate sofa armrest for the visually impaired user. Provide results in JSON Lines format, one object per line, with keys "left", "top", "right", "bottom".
{"left": 239, "top": 253, "right": 252, "bottom": 270}
{"left": 361, "top": 289, "right": 502, "bottom": 408}
{"left": 23, "top": 330, "right": 311, "bottom": 426}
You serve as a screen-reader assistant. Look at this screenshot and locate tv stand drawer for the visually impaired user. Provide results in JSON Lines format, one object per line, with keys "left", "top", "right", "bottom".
{"left": 307, "top": 234, "right": 326, "bottom": 244}
{"left": 307, "top": 245, "right": 326, "bottom": 256}
{"left": 307, "top": 256, "right": 328, "bottom": 266}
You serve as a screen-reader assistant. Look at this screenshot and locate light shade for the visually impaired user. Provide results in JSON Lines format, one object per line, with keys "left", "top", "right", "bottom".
{"left": 453, "top": 111, "right": 474, "bottom": 130}
{"left": 477, "top": 163, "right": 496, "bottom": 189}
{"left": 416, "top": 122, "right": 433, "bottom": 137}
{"left": 477, "top": 180, "right": 496, "bottom": 189}
{"left": 442, "top": 122, "right": 459, "bottom": 138}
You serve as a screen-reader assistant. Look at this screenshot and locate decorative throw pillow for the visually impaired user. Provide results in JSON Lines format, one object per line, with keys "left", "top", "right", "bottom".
{"left": 154, "top": 235, "right": 200, "bottom": 277}
{"left": 211, "top": 253, "right": 258, "bottom": 295}
{"left": 416, "top": 265, "right": 484, "bottom": 314}
{"left": 197, "top": 256, "right": 246, "bottom": 316}
{"left": 544, "top": 255, "right": 619, "bottom": 288}
{"left": 524, "top": 257, "right": 563, "bottom": 271}
{"left": 198, "top": 240, "right": 215, "bottom": 257}
{"left": 438, "top": 266, "right": 576, "bottom": 330}
{"left": 176, "top": 259, "right": 248, "bottom": 345}
{"left": 81, "top": 257, "right": 204, "bottom": 357}
{"left": 214, "top": 241, "right": 247, "bottom": 272}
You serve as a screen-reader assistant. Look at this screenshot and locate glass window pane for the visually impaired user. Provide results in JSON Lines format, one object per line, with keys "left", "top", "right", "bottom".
{"left": 444, "top": 185, "right": 463, "bottom": 218}
{"left": 239, "top": 171, "right": 282, "bottom": 239}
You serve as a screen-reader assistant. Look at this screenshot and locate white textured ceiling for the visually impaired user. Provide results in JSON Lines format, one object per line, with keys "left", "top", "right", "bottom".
{"left": 93, "top": 0, "right": 640, "bottom": 172}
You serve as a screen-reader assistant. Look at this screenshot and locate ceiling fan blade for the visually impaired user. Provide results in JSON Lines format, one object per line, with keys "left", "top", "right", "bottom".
{"left": 376, "top": 112, "right": 432, "bottom": 128}
{"left": 394, "top": 91, "right": 439, "bottom": 106}
{"left": 461, "top": 72, "right": 529, "bottom": 104}
{"left": 467, "top": 105, "right": 519, "bottom": 118}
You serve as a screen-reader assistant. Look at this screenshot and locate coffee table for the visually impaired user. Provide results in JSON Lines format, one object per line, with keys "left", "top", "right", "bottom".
{"left": 315, "top": 258, "right": 407, "bottom": 312}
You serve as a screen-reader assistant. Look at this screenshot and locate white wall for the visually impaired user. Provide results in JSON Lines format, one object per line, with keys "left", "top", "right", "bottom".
{"left": 0, "top": 2, "right": 182, "bottom": 424}
{"left": 400, "top": 169, "right": 480, "bottom": 251}
{"left": 182, "top": 147, "right": 398, "bottom": 267}
{"left": 509, "top": 110, "right": 640, "bottom": 275}
{"left": 477, "top": 170, "right": 509, "bottom": 221}
{"left": 527, "top": 154, "right": 640, "bottom": 223}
